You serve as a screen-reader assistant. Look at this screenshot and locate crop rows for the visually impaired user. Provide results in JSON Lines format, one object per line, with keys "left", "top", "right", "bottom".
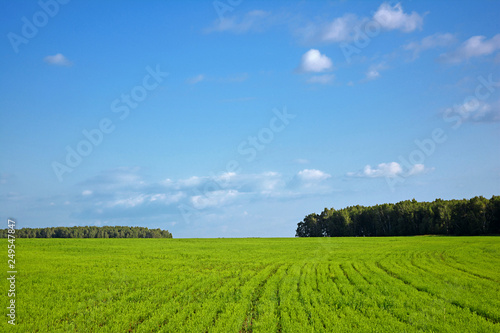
{"left": 2, "top": 237, "right": 499, "bottom": 332}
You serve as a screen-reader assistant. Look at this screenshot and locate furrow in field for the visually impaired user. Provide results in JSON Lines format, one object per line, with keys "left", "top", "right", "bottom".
{"left": 314, "top": 263, "right": 359, "bottom": 330}
{"left": 112, "top": 263, "right": 256, "bottom": 332}
{"left": 293, "top": 263, "right": 320, "bottom": 329}
{"left": 340, "top": 263, "right": 411, "bottom": 328}
{"left": 327, "top": 263, "right": 345, "bottom": 296}
{"left": 443, "top": 262, "right": 499, "bottom": 283}
{"left": 350, "top": 263, "right": 371, "bottom": 285}
{"left": 309, "top": 263, "right": 358, "bottom": 330}
{"left": 325, "top": 263, "right": 414, "bottom": 331}
{"left": 404, "top": 256, "right": 500, "bottom": 324}
{"left": 167, "top": 265, "right": 263, "bottom": 332}
{"left": 127, "top": 269, "right": 238, "bottom": 332}
{"left": 411, "top": 253, "right": 499, "bottom": 298}
{"left": 278, "top": 263, "right": 316, "bottom": 332}
{"left": 377, "top": 260, "right": 500, "bottom": 325}
{"left": 205, "top": 263, "right": 282, "bottom": 332}
{"left": 363, "top": 261, "right": 499, "bottom": 331}
{"left": 300, "top": 263, "right": 330, "bottom": 330}
{"left": 338, "top": 264, "right": 355, "bottom": 286}
{"left": 34, "top": 265, "right": 183, "bottom": 331}
{"left": 137, "top": 268, "right": 257, "bottom": 332}
{"left": 240, "top": 263, "right": 283, "bottom": 332}
{"left": 436, "top": 253, "right": 500, "bottom": 283}
{"left": 15, "top": 237, "right": 500, "bottom": 332}
{"left": 249, "top": 263, "right": 292, "bottom": 332}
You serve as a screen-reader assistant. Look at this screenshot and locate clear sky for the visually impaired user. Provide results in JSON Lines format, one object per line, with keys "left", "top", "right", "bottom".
{"left": 1, "top": 0, "right": 499, "bottom": 238}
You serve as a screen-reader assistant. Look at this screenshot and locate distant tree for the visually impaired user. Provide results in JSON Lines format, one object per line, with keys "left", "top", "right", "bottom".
{"left": 296, "top": 196, "right": 500, "bottom": 237}
{"left": 0, "top": 226, "right": 173, "bottom": 238}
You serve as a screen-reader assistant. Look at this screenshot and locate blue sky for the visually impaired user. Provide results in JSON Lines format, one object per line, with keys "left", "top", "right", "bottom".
{"left": 1, "top": 0, "right": 499, "bottom": 238}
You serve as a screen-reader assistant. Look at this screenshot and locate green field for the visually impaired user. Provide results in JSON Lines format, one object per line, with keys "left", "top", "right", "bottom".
{"left": 3, "top": 237, "right": 500, "bottom": 332}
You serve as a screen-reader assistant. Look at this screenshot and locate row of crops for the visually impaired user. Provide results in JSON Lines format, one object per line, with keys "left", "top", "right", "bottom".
{"left": 2, "top": 237, "right": 499, "bottom": 332}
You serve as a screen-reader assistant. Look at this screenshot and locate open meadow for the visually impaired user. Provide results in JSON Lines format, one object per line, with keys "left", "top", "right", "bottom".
{"left": 3, "top": 237, "right": 500, "bottom": 332}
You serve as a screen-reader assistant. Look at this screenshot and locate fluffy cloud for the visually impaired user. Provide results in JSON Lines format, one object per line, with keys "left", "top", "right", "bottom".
{"left": 362, "top": 162, "right": 402, "bottom": 178}
{"left": 373, "top": 3, "right": 423, "bottom": 32}
{"left": 4, "top": 167, "right": 336, "bottom": 236}
{"left": 297, "top": 49, "right": 333, "bottom": 73}
{"left": 297, "top": 2, "right": 423, "bottom": 44}
{"left": 347, "top": 162, "right": 428, "bottom": 178}
{"left": 439, "top": 34, "right": 500, "bottom": 64}
{"left": 404, "top": 33, "right": 457, "bottom": 58}
{"left": 207, "top": 3, "right": 423, "bottom": 46}
{"left": 44, "top": 53, "right": 72, "bottom": 66}
{"left": 74, "top": 168, "right": 334, "bottom": 220}
{"left": 297, "top": 169, "right": 331, "bottom": 181}
{"left": 290, "top": 169, "right": 332, "bottom": 193}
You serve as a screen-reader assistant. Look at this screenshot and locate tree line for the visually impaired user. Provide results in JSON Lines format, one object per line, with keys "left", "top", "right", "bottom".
{"left": 0, "top": 226, "right": 173, "bottom": 238}
{"left": 296, "top": 196, "right": 500, "bottom": 237}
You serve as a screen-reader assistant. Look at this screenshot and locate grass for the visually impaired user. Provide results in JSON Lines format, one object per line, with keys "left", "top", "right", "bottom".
{"left": 2, "top": 236, "right": 499, "bottom": 332}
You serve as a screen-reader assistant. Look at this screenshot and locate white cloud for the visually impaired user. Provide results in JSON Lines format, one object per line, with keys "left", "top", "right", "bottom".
{"left": 366, "top": 69, "right": 380, "bottom": 80}
{"left": 205, "top": 10, "right": 272, "bottom": 33}
{"left": 348, "top": 162, "right": 428, "bottom": 178}
{"left": 109, "top": 194, "right": 147, "bottom": 208}
{"left": 73, "top": 168, "right": 339, "bottom": 223}
{"left": 443, "top": 99, "right": 500, "bottom": 123}
{"left": 288, "top": 169, "right": 333, "bottom": 194}
{"left": 439, "top": 34, "right": 500, "bottom": 64}
{"left": 178, "top": 176, "right": 203, "bottom": 188}
{"left": 82, "top": 190, "right": 93, "bottom": 196}
{"left": 407, "top": 164, "right": 426, "bottom": 176}
{"left": 297, "top": 169, "right": 331, "bottom": 181}
{"left": 190, "top": 190, "right": 240, "bottom": 209}
{"left": 294, "top": 14, "right": 364, "bottom": 44}
{"left": 161, "top": 171, "right": 285, "bottom": 196}
{"left": 104, "top": 191, "right": 185, "bottom": 210}
{"left": 322, "top": 14, "right": 361, "bottom": 42}
{"left": 187, "top": 74, "right": 205, "bottom": 84}
{"left": 297, "top": 2, "right": 423, "bottom": 44}
{"left": 364, "top": 62, "right": 387, "bottom": 81}
{"left": 373, "top": 2, "right": 423, "bottom": 32}
{"left": 44, "top": 53, "right": 72, "bottom": 66}
{"left": 404, "top": 33, "right": 457, "bottom": 58}
{"left": 307, "top": 74, "right": 335, "bottom": 84}
{"left": 364, "top": 162, "right": 402, "bottom": 178}
{"left": 297, "top": 49, "right": 333, "bottom": 73}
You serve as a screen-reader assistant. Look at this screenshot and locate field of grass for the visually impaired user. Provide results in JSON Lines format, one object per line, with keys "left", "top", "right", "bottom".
{"left": 2, "top": 237, "right": 499, "bottom": 332}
